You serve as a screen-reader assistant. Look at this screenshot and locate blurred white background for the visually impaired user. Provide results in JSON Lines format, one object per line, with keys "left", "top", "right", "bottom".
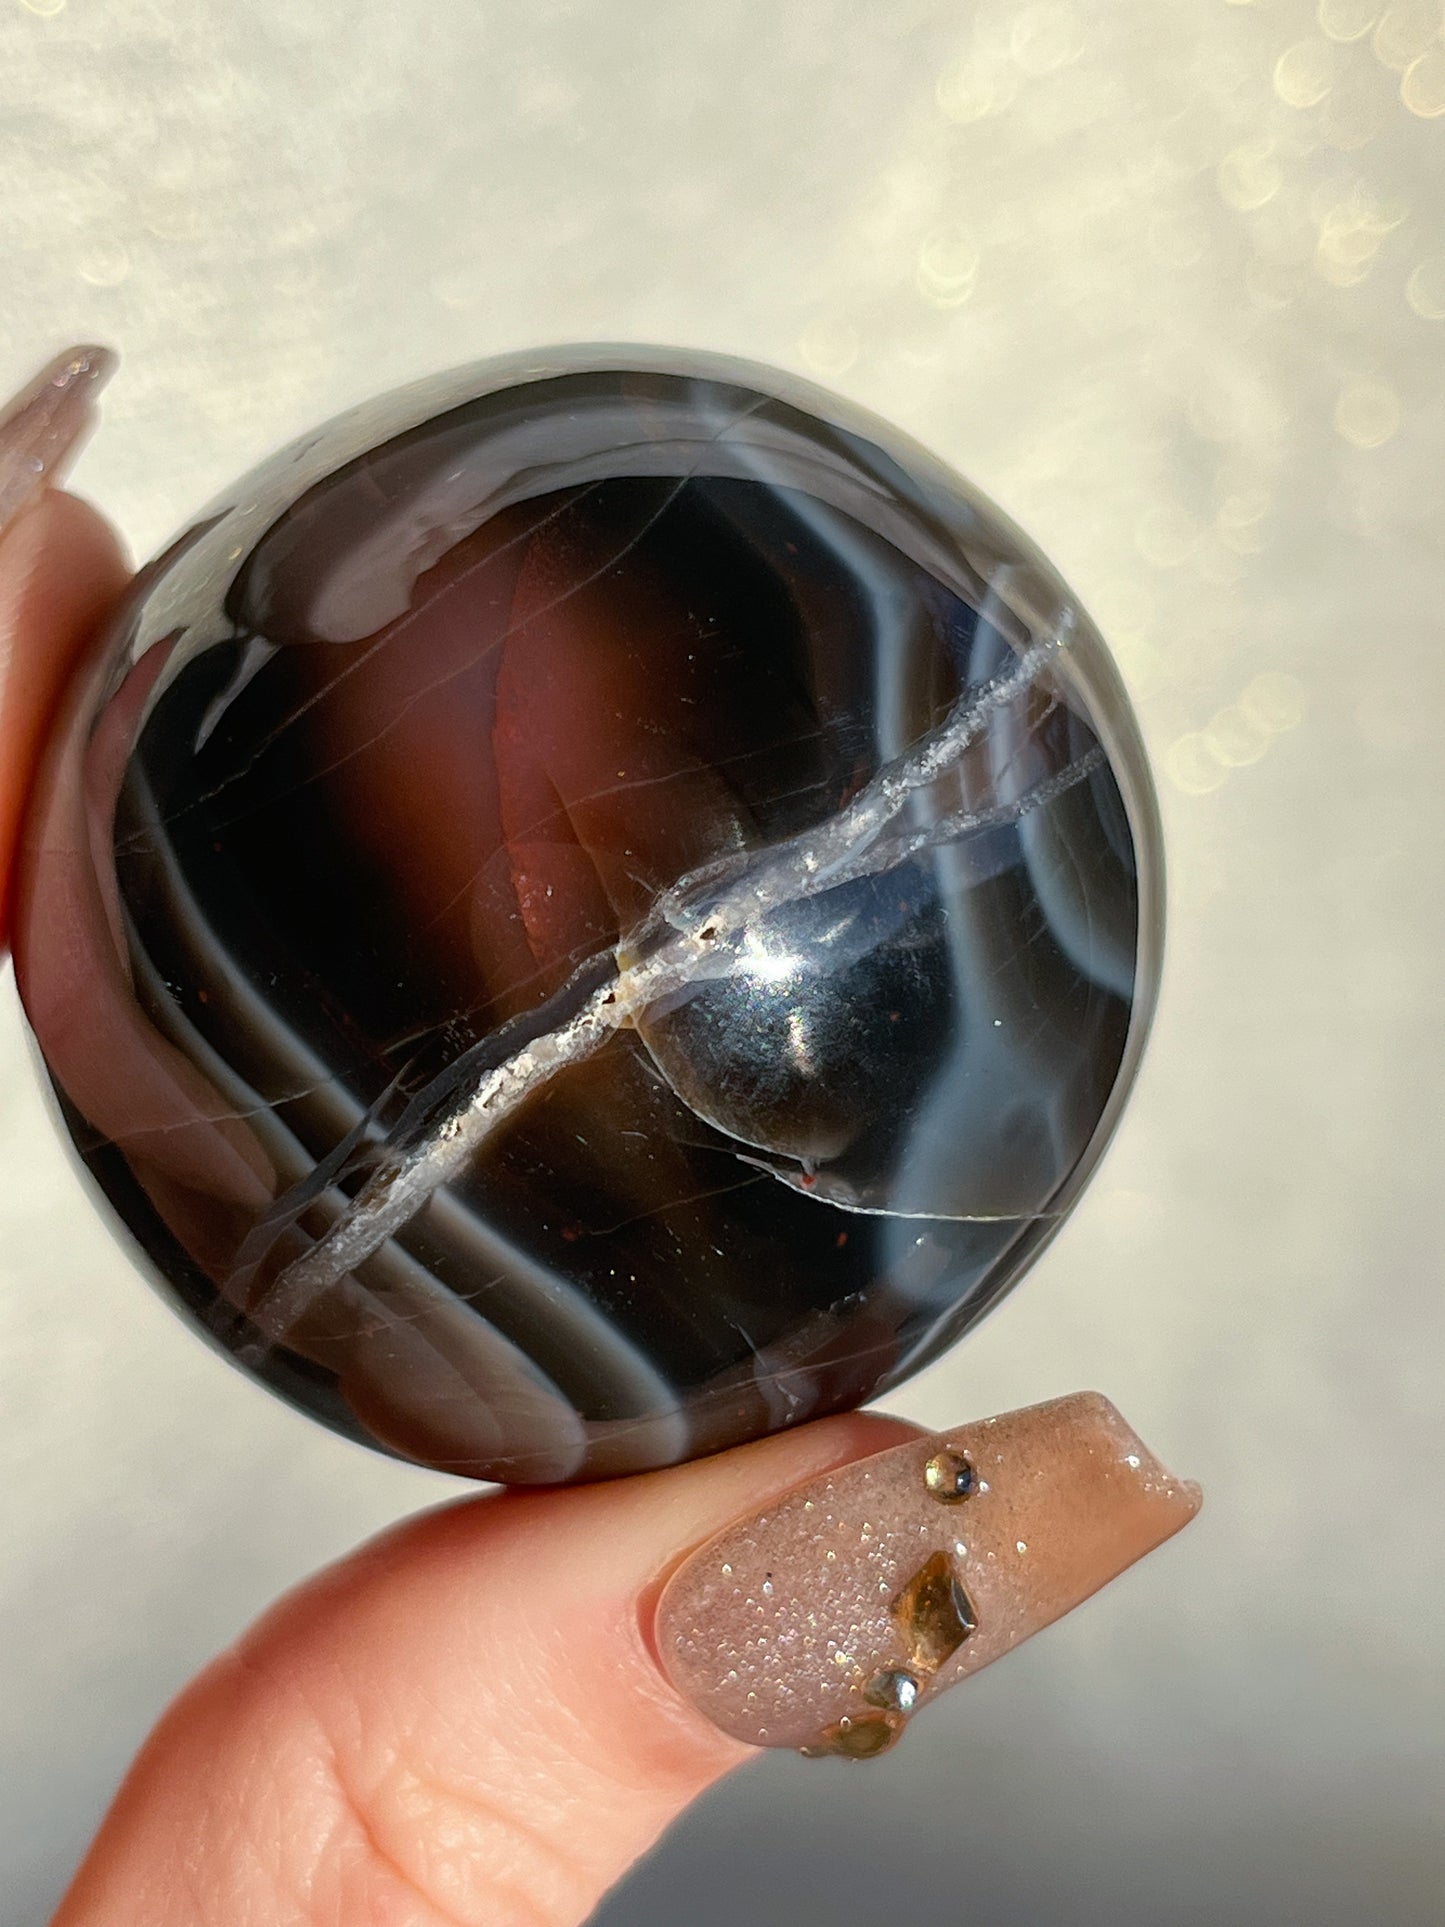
{"left": 2, "top": 0, "right": 1443, "bottom": 1920}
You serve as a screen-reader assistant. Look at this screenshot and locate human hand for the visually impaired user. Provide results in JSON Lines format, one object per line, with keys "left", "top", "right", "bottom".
{"left": 1, "top": 347, "right": 1199, "bottom": 1927}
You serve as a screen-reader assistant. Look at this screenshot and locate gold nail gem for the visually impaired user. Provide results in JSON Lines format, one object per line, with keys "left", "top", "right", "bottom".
{"left": 890, "top": 1550, "right": 977, "bottom": 1674}
{"left": 923, "top": 1445, "right": 977, "bottom": 1502}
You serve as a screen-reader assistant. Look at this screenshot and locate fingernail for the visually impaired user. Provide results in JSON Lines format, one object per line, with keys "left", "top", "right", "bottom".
{"left": 654, "top": 1391, "right": 1201, "bottom": 1759}
{"left": 0, "top": 344, "right": 117, "bottom": 534}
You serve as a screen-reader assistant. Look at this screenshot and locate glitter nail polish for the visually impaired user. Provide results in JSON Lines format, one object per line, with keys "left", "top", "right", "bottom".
{"left": 654, "top": 1392, "right": 1201, "bottom": 1755}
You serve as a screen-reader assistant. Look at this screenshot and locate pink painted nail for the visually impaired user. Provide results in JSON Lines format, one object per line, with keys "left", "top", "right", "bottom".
{"left": 0, "top": 345, "right": 116, "bottom": 533}
{"left": 654, "top": 1391, "right": 1201, "bottom": 1759}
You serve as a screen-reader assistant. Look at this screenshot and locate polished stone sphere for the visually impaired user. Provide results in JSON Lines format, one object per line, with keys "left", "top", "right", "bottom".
{"left": 16, "top": 349, "right": 1161, "bottom": 1483}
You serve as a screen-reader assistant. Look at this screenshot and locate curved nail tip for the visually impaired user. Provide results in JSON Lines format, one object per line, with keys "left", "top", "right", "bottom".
{"left": 654, "top": 1391, "right": 1200, "bottom": 1759}
{"left": 0, "top": 343, "right": 119, "bottom": 530}
{"left": 0, "top": 343, "right": 118, "bottom": 426}
{"left": 49, "top": 342, "right": 117, "bottom": 383}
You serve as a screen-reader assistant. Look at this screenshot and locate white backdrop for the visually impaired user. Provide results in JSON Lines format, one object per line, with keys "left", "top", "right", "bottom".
{"left": 1, "top": 1, "right": 1442, "bottom": 1920}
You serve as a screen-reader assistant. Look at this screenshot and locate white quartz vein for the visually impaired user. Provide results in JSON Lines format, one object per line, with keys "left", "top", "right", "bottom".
{"left": 257, "top": 628, "right": 1093, "bottom": 1330}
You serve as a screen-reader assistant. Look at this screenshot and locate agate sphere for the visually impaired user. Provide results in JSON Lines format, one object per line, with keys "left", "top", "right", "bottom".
{"left": 16, "top": 349, "right": 1161, "bottom": 1483}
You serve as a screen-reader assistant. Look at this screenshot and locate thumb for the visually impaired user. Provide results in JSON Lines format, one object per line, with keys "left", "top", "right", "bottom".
{"left": 51, "top": 1394, "right": 1197, "bottom": 1927}
{"left": 52, "top": 1413, "right": 911, "bottom": 1927}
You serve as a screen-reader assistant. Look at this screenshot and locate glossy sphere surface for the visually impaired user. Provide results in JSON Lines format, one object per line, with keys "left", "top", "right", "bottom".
{"left": 17, "top": 350, "right": 1160, "bottom": 1483}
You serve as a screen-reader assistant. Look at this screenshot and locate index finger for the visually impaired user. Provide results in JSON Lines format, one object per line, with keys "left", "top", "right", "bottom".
{"left": 0, "top": 347, "right": 130, "bottom": 945}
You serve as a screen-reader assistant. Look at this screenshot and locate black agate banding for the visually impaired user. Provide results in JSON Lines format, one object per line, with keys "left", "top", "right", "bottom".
{"left": 16, "top": 348, "right": 1161, "bottom": 1483}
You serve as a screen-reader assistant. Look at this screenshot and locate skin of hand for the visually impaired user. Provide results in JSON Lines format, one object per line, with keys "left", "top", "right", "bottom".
{"left": 0, "top": 462, "right": 920, "bottom": 1927}
{"left": 2, "top": 354, "right": 1200, "bottom": 1927}
{"left": 0, "top": 379, "right": 920, "bottom": 1927}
